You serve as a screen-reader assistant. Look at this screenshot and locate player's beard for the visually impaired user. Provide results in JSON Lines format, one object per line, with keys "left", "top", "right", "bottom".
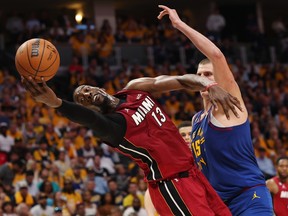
{"left": 278, "top": 172, "right": 288, "bottom": 180}
{"left": 99, "top": 95, "right": 113, "bottom": 113}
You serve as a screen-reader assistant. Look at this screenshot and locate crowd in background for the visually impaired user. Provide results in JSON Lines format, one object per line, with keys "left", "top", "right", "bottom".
{"left": 0, "top": 5, "right": 287, "bottom": 216}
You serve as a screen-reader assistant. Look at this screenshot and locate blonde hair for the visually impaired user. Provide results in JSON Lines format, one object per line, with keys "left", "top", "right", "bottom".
{"left": 198, "top": 58, "right": 211, "bottom": 66}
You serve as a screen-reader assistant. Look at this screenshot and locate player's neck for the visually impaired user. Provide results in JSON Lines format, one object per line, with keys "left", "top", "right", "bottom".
{"left": 279, "top": 176, "right": 288, "bottom": 183}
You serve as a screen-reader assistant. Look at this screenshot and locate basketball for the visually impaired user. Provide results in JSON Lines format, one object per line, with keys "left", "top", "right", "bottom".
{"left": 15, "top": 38, "right": 60, "bottom": 83}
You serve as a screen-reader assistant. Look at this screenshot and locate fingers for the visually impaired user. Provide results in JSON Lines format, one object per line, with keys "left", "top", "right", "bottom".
{"left": 21, "top": 76, "right": 42, "bottom": 96}
{"left": 157, "top": 5, "right": 171, "bottom": 20}
{"left": 232, "top": 96, "right": 243, "bottom": 112}
{"left": 157, "top": 10, "right": 168, "bottom": 20}
{"left": 41, "top": 77, "right": 48, "bottom": 93}
{"left": 226, "top": 97, "right": 239, "bottom": 118}
{"left": 218, "top": 100, "right": 230, "bottom": 120}
{"left": 158, "top": 5, "right": 169, "bottom": 10}
{"left": 210, "top": 99, "right": 218, "bottom": 111}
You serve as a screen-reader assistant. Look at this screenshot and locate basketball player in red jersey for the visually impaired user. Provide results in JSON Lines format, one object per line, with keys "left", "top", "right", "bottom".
{"left": 22, "top": 74, "right": 239, "bottom": 216}
{"left": 266, "top": 157, "right": 288, "bottom": 216}
{"left": 144, "top": 121, "right": 193, "bottom": 215}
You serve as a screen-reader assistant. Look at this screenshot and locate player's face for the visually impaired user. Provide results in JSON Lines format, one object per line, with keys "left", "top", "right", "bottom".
{"left": 74, "top": 85, "right": 109, "bottom": 106}
{"left": 179, "top": 126, "right": 192, "bottom": 149}
{"left": 197, "top": 62, "right": 215, "bottom": 97}
{"left": 277, "top": 159, "right": 288, "bottom": 179}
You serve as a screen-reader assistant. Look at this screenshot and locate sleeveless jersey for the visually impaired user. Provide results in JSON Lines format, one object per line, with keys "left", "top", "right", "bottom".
{"left": 272, "top": 176, "right": 288, "bottom": 216}
{"left": 191, "top": 110, "right": 265, "bottom": 200}
{"left": 114, "top": 89, "right": 195, "bottom": 182}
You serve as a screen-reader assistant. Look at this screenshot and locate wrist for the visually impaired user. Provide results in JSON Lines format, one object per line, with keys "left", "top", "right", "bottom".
{"left": 50, "top": 98, "right": 62, "bottom": 108}
{"left": 203, "top": 82, "right": 218, "bottom": 92}
{"left": 173, "top": 20, "right": 184, "bottom": 29}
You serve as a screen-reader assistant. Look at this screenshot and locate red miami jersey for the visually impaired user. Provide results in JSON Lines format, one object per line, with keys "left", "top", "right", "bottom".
{"left": 114, "top": 89, "right": 195, "bottom": 182}
{"left": 272, "top": 176, "right": 288, "bottom": 216}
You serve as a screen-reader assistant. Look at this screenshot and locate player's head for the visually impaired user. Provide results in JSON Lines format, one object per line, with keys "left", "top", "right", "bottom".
{"left": 178, "top": 121, "right": 192, "bottom": 149}
{"left": 197, "top": 59, "right": 214, "bottom": 97}
{"left": 276, "top": 156, "right": 288, "bottom": 180}
{"left": 73, "top": 85, "right": 114, "bottom": 113}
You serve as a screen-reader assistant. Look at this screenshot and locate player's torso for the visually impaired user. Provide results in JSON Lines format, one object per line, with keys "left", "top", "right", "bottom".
{"left": 115, "top": 89, "right": 194, "bottom": 181}
{"left": 191, "top": 110, "right": 265, "bottom": 200}
{"left": 273, "top": 177, "right": 288, "bottom": 216}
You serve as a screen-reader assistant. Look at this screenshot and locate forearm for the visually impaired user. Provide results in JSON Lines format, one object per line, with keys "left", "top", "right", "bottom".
{"left": 176, "top": 74, "right": 216, "bottom": 91}
{"left": 56, "top": 100, "right": 125, "bottom": 146}
{"left": 174, "top": 21, "right": 223, "bottom": 60}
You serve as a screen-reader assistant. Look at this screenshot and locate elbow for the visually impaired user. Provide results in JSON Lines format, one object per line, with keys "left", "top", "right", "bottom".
{"left": 211, "top": 47, "right": 225, "bottom": 60}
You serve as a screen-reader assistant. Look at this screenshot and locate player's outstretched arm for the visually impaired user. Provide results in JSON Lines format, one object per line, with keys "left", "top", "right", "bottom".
{"left": 21, "top": 76, "right": 124, "bottom": 146}
{"left": 125, "top": 75, "right": 241, "bottom": 119}
{"left": 22, "top": 76, "right": 62, "bottom": 108}
{"left": 124, "top": 74, "right": 214, "bottom": 94}
{"left": 157, "top": 5, "right": 237, "bottom": 94}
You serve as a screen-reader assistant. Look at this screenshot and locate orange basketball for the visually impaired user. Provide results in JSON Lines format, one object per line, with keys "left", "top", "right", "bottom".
{"left": 15, "top": 38, "right": 60, "bottom": 83}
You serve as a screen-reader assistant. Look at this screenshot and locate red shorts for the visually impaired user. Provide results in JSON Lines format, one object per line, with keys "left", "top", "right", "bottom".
{"left": 148, "top": 168, "right": 231, "bottom": 216}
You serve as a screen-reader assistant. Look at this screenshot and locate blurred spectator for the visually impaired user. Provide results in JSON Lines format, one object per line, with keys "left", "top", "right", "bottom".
{"left": 110, "top": 206, "right": 123, "bottom": 216}
{"left": 5, "top": 10, "right": 24, "bottom": 45}
{"left": 61, "top": 178, "right": 82, "bottom": 214}
{"left": 62, "top": 137, "right": 77, "bottom": 161}
{"left": 30, "top": 193, "right": 54, "bottom": 215}
{"left": 77, "top": 135, "right": 98, "bottom": 161}
{"left": 123, "top": 196, "right": 147, "bottom": 216}
{"left": 0, "top": 122, "right": 14, "bottom": 156}
{"left": 1, "top": 201, "right": 16, "bottom": 216}
{"left": 49, "top": 20, "right": 66, "bottom": 42}
{"left": 96, "top": 30, "right": 115, "bottom": 64}
{"left": 69, "top": 31, "right": 93, "bottom": 58}
{"left": 82, "top": 190, "right": 98, "bottom": 215}
{"left": 122, "top": 182, "right": 144, "bottom": 209}
{"left": 74, "top": 202, "right": 85, "bottom": 216}
{"left": 83, "top": 180, "right": 101, "bottom": 206}
{"left": 0, "top": 159, "right": 24, "bottom": 185}
{"left": 65, "top": 164, "right": 85, "bottom": 191}
{"left": 33, "top": 136, "right": 55, "bottom": 169}
{"left": 107, "top": 178, "right": 126, "bottom": 207}
{"left": 16, "top": 170, "right": 38, "bottom": 197}
{"left": 13, "top": 181, "right": 35, "bottom": 207}
{"left": 53, "top": 206, "right": 63, "bottom": 216}
{"left": 14, "top": 203, "right": 31, "bottom": 216}
{"left": 256, "top": 147, "right": 277, "bottom": 179}
{"left": 54, "top": 148, "right": 71, "bottom": 177}
{"left": 101, "top": 143, "right": 120, "bottom": 164}
{"left": 266, "top": 156, "right": 288, "bottom": 216}
{"left": 37, "top": 168, "right": 60, "bottom": 193}
{"left": 206, "top": 7, "right": 226, "bottom": 42}
{"left": 98, "top": 192, "right": 117, "bottom": 216}
{"left": 272, "top": 16, "right": 287, "bottom": 39}
{"left": 68, "top": 56, "right": 84, "bottom": 88}
{"left": 114, "top": 164, "right": 130, "bottom": 192}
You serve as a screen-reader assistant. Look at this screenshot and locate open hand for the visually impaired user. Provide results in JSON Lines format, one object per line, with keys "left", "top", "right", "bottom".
{"left": 21, "top": 76, "right": 62, "bottom": 108}
{"left": 157, "top": 5, "right": 182, "bottom": 28}
{"left": 208, "top": 85, "right": 243, "bottom": 119}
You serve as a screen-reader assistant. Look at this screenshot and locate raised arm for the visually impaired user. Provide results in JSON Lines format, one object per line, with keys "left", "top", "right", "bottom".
{"left": 157, "top": 5, "right": 240, "bottom": 97}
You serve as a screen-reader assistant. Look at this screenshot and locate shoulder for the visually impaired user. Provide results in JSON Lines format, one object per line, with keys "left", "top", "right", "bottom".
{"left": 124, "top": 77, "right": 153, "bottom": 90}
{"left": 266, "top": 177, "right": 278, "bottom": 194}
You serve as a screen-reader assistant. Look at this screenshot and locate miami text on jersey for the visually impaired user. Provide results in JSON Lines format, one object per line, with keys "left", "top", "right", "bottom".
{"left": 132, "top": 96, "right": 155, "bottom": 125}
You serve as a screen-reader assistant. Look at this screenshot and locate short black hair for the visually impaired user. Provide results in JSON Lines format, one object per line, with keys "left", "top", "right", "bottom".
{"left": 276, "top": 156, "right": 288, "bottom": 165}
{"left": 12, "top": 159, "right": 25, "bottom": 167}
{"left": 178, "top": 121, "right": 191, "bottom": 129}
{"left": 25, "top": 170, "right": 34, "bottom": 176}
